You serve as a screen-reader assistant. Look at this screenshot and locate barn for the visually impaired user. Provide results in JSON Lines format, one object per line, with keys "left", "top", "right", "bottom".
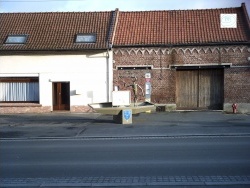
{"left": 112, "top": 3, "right": 250, "bottom": 113}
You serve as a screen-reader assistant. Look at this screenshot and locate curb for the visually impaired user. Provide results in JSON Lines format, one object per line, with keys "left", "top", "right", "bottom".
{"left": 1, "top": 133, "right": 250, "bottom": 141}
{"left": 1, "top": 176, "right": 250, "bottom": 187}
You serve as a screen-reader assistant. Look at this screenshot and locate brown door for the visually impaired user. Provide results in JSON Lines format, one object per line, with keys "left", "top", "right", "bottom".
{"left": 176, "top": 70, "right": 199, "bottom": 109}
{"left": 176, "top": 69, "right": 224, "bottom": 110}
{"left": 53, "top": 82, "right": 70, "bottom": 111}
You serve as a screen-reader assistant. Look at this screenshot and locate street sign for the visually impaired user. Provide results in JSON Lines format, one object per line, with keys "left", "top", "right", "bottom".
{"left": 145, "top": 73, "right": 151, "bottom": 78}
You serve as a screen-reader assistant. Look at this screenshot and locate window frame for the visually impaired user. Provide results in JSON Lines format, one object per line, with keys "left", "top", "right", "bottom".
{"left": 0, "top": 77, "right": 39, "bottom": 103}
{"left": 75, "top": 33, "right": 97, "bottom": 43}
{"left": 5, "top": 35, "right": 28, "bottom": 44}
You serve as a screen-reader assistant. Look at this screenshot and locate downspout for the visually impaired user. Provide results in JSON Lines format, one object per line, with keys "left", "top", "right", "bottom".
{"left": 106, "top": 8, "right": 119, "bottom": 102}
{"left": 106, "top": 46, "right": 110, "bottom": 102}
{"left": 106, "top": 43, "right": 113, "bottom": 102}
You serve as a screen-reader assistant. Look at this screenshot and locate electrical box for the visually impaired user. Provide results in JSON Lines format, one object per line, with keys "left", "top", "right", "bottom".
{"left": 112, "top": 91, "right": 131, "bottom": 106}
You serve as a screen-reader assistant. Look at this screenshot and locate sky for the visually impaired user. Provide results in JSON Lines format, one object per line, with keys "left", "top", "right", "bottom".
{"left": 0, "top": 0, "right": 249, "bottom": 15}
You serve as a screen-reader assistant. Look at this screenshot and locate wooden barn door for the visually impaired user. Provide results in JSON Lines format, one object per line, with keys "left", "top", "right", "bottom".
{"left": 176, "top": 70, "right": 199, "bottom": 109}
{"left": 176, "top": 69, "right": 223, "bottom": 110}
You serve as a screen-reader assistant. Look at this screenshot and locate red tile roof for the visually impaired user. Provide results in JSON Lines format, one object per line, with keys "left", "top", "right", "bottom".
{"left": 0, "top": 4, "right": 249, "bottom": 51}
{"left": 113, "top": 4, "right": 250, "bottom": 46}
{"left": 0, "top": 11, "right": 113, "bottom": 51}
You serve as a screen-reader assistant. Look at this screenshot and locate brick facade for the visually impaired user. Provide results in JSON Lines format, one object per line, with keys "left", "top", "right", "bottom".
{"left": 0, "top": 103, "right": 51, "bottom": 114}
{"left": 224, "top": 67, "right": 250, "bottom": 103}
{"left": 113, "top": 45, "right": 250, "bottom": 111}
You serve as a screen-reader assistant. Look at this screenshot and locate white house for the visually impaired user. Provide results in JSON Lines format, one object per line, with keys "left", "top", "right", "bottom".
{"left": 0, "top": 11, "right": 116, "bottom": 113}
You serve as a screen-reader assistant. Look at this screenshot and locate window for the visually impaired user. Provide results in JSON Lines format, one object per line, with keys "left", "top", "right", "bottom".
{"left": 75, "top": 33, "right": 96, "bottom": 43}
{"left": 5, "top": 35, "right": 28, "bottom": 44}
{"left": 117, "top": 66, "right": 152, "bottom": 70}
{"left": 0, "top": 78, "right": 39, "bottom": 102}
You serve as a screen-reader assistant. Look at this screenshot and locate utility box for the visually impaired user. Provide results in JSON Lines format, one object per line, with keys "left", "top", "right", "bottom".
{"left": 112, "top": 91, "right": 131, "bottom": 106}
{"left": 113, "top": 109, "right": 132, "bottom": 124}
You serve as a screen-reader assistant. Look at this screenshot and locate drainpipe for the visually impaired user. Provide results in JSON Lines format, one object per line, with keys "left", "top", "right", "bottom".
{"left": 106, "top": 43, "right": 113, "bottom": 102}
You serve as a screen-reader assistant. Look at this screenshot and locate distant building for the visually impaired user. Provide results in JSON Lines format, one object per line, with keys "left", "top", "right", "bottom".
{"left": 1, "top": 3, "right": 250, "bottom": 113}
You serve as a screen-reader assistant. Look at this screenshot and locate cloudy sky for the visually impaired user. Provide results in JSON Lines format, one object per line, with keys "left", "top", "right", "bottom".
{"left": 0, "top": 0, "right": 249, "bottom": 14}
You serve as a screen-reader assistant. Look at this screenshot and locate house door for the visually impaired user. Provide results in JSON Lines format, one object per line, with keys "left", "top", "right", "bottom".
{"left": 53, "top": 82, "right": 70, "bottom": 111}
{"left": 176, "top": 69, "right": 224, "bottom": 110}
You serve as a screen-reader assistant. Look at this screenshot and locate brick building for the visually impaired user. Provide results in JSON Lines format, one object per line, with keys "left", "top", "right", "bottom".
{"left": 112, "top": 3, "right": 250, "bottom": 113}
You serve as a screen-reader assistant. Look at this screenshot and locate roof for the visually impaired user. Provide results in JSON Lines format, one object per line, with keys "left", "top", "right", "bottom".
{"left": 0, "top": 11, "right": 114, "bottom": 51}
{"left": 113, "top": 3, "right": 250, "bottom": 47}
{"left": 0, "top": 4, "right": 249, "bottom": 51}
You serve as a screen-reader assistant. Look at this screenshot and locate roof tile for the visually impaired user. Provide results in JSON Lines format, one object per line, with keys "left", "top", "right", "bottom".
{"left": 0, "top": 11, "right": 112, "bottom": 51}
{"left": 114, "top": 5, "right": 250, "bottom": 46}
{"left": 0, "top": 4, "right": 249, "bottom": 51}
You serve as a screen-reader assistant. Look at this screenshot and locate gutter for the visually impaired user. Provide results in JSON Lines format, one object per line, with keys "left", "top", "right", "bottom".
{"left": 0, "top": 49, "right": 109, "bottom": 55}
{"left": 113, "top": 41, "right": 250, "bottom": 48}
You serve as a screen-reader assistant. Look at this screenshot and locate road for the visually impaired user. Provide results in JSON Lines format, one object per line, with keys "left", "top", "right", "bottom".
{"left": 1, "top": 136, "right": 250, "bottom": 187}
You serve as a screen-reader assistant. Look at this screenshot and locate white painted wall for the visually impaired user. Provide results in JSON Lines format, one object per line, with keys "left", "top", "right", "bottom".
{"left": 0, "top": 51, "right": 113, "bottom": 110}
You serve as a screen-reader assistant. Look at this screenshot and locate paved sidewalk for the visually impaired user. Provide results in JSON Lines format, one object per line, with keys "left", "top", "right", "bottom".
{"left": 0, "top": 111, "right": 250, "bottom": 139}
{"left": 1, "top": 175, "right": 250, "bottom": 187}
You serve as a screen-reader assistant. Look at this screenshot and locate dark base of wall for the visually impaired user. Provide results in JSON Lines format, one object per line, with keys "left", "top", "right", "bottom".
{"left": 1, "top": 103, "right": 249, "bottom": 114}
{"left": 0, "top": 104, "right": 95, "bottom": 114}
{"left": 0, "top": 103, "right": 51, "bottom": 114}
{"left": 224, "top": 103, "right": 250, "bottom": 114}
{"left": 70, "top": 105, "right": 94, "bottom": 113}
{"left": 155, "top": 104, "right": 177, "bottom": 112}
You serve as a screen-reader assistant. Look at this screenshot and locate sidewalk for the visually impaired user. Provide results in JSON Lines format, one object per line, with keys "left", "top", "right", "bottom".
{"left": 0, "top": 111, "right": 250, "bottom": 139}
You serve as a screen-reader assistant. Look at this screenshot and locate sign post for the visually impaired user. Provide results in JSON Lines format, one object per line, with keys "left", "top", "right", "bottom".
{"left": 145, "top": 73, "right": 152, "bottom": 113}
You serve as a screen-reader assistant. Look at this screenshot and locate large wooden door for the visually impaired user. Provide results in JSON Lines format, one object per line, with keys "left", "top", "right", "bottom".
{"left": 53, "top": 82, "right": 70, "bottom": 111}
{"left": 176, "top": 69, "right": 224, "bottom": 110}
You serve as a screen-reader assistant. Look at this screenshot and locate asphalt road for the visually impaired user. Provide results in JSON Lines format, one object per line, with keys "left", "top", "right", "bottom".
{"left": 1, "top": 112, "right": 250, "bottom": 139}
{"left": 1, "top": 136, "right": 250, "bottom": 187}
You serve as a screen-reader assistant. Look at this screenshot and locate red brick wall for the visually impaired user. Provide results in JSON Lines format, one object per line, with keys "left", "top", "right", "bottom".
{"left": 113, "top": 48, "right": 175, "bottom": 103}
{"left": 113, "top": 45, "right": 250, "bottom": 104}
{"left": 0, "top": 105, "right": 51, "bottom": 114}
{"left": 224, "top": 68, "right": 250, "bottom": 103}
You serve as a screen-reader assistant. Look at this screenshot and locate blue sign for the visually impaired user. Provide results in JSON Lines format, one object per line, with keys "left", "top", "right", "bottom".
{"left": 123, "top": 110, "right": 131, "bottom": 121}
